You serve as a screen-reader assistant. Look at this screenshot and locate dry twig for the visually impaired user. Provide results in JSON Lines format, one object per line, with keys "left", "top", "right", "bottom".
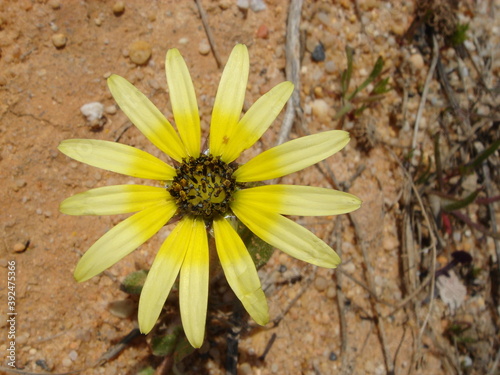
{"left": 411, "top": 35, "right": 439, "bottom": 163}
{"left": 194, "top": 0, "right": 222, "bottom": 68}
{"left": 277, "top": 0, "right": 303, "bottom": 146}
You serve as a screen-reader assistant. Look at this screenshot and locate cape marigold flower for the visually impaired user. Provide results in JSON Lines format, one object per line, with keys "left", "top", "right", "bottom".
{"left": 58, "top": 44, "right": 361, "bottom": 348}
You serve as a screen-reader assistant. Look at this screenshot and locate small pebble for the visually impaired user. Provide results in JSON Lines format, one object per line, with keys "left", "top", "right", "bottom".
{"left": 409, "top": 53, "right": 424, "bottom": 70}
{"left": 61, "top": 358, "right": 72, "bottom": 368}
{"left": 324, "top": 60, "right": 336, "bottom": 74}
{"left": 329, "top": 351, "right": 338, "bottom": 361}
{"left": 237, "top": 0, "right": 249, "bottom": 9}
{"left": 239, "top": 363, "right": 253, "bottom": 375}
{"left": 314, "top": 276, "right": 328, "bottom": 292}
{"left": 13, "top": 242, "right": 26, "bottom": 253}
{"left": 326, "top": 285, "right": 336, "bottom": 299}
{"left": 219, "top": 0, "right": 232, "bottom": 10}
{"left": 311, "top": 99, "right": 329, "bottom": 122}
{"left": 341, "top": 262, "right": 355, "bottom": 273}
{"left": 48, "top": 0, "right": 61, "bottom": 9}
{"left": 112, "top": 1, "right": 125, "bottom": 15}
{"left": 128, "top": 41, "right": 152, "bottom": 65}
{"left": 104, "top": 105, "right": 117, "bottom": 115}
{"left": 250, "top": 0, "right": 266, "bottom": 12}
{"left": 51, "top": 33, "right": 67, "bottom": 49}
{"left": 35, "top": 359, "right": 51, "bottom": 371}
{"left": 198, "top": 40, "right": 211, "bottom": 55}
{"left": 108, "top": 299, "right": 136, "bottom": 318}
{"left": 311, "top": 42, "right": 326, "bottom": 62}
{"left": 316, "top": 12, "right": 331, "bottom": 27}
{"left": 68, "top": 350, "right": 78, "bottom": 361}
{"left": 80, "top": 102, "right": 104, "bottom": 122}
{"left": 256, "top": 24, "right": 269, "bottom": 39}
{"left": 148, "top": 79, "right": 161, "bottom": 90}
{"left": 15, "top": 179, "right": 27, "bottom": 189}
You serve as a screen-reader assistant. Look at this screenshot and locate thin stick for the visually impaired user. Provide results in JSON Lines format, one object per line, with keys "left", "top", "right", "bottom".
{"left": 411, "top": 35, "right": 439, "bottom": 162}
{"left": 194, "top": 0, "right": 222, "bottom": 68}
{"left": 277, "top": 0, "right": 303, "bottom": 146}
{"left": 332, "top": 217, "right": 352, "bottom": 375}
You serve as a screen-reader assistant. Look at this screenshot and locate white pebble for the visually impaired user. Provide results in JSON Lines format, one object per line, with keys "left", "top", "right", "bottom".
{"left": 80, "top": 102, "right": 104, "bottom": 122}
{"left": 104, "top": 105, "right": 117, "bottom": 115}
{"left": 250, "top": 0, "right": 266, "bottom": 12}
{"left": 324, "top": 60, "right": 336, "bottom": 74}
{"left": 198, "top": 40, "right": 211, "bottom": 55}
{"left": 311, "top": 99, "right": 330, "bottom": 122}
{"left": 68, "top": 350, "right": 78, "bottom": 361}
{"left": 61, "top": 358, "right": 72, "bottom": 367}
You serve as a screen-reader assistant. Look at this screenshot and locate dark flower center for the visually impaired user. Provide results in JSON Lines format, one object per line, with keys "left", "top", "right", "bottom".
{"left": 168, "top": 154, "right": 236, "bottom": 219}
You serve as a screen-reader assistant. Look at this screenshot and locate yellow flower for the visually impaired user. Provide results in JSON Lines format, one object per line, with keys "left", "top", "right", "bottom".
{"left": 58, "top": 44, "right": 361, "bottom": 348}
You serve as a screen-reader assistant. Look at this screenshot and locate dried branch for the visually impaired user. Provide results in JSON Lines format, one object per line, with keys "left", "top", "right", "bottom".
{"left": 277, "top": 0, "right": 303, "bottom": 146}
{"left": 194, "top": 0, "right": 222, "bottom": 68}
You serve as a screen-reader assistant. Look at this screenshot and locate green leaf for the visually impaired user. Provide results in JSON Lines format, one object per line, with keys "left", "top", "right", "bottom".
{"left": 460, "top": 138, "right": 500, "bottom": 175}
{"left": 450, "top": 23, "right": 469, "bottom": 46}
{"left": 136, "top": 366, "right": 155, "bottom": 375}
{"left": 372, "top": 77, "right": 391, "bottom": 95}
{"left": 333, "top": 102, "right": 353, "bottom": 120}
{"left": 443, "top": 190, "right": 480, "bottom": 212}
{"left": 347, "top": 56, "right": 384, "bottom": 101}
{"left": 341, "top": 46, "right": 354, "bottom": 99}
{"left": 173, "top": 335, "right": 196, "bottom": 363}
{"left": 237, "top": 221, "right": 274, "bottom": 269}
{"left": 120, "top": 270, "right": 148, "bottom": 295}
{"left": 151, "top": 328, "right": 182, "bottom": 356}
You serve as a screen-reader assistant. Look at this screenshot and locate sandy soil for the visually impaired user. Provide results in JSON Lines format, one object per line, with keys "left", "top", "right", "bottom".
{"left": 1, "top": 1, "right": 499, "bottom": 375}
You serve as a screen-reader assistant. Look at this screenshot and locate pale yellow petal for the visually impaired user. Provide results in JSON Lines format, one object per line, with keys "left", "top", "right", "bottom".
{"left": 60, "top": 185, "right": 170, "bottom": 216}
{"left": 231, "top": 200, "right": 341, "bottom": 268}
{"left": 138, "top": 217, "right": 194, "bottom": 334}
{"left": 234, "top": 185, "right": 361, "bottom": 216}
{"left": 179, "top": 218, "right": 209, "bottom": 348}
{"left": 213, "top": 218, "right": 268, "bottom": 325}
{"left": 234, "top": 130, "right": 350, "bottom": 182}
{"left": 222, "top": 82, "right": 294, "bottom": 163}
{"left": 74, "top": 200, "right": 177, "bottom": 282}
{"left": 107, "top": 74, "right": 187, "bottom": 162}
{"left": 165, "top": 49, "right": 201, "bottom": 157}
{"left": 58, "top": 139, "right": 176, "bottom": 180}
{"left": 209, "top": 44, "right": 249, "bottom": 159}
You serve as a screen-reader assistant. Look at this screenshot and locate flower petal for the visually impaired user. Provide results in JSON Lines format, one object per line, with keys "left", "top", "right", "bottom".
{"left": 234, "top": 185, "right": 361, "bottom": 216}
{"left": 58, "top": 139, "right": 176, "bottom": 180}
{"left": 107, "top": 74, "right": 187, "bottom": 162}
{"left": 179, "top": 218, "right": 209, "bottom": 348}
{"left": 60, "top": 185, "right": 170, "bottom": 216}
{"left": 165, "top": 49, "right": 201, "bottom": 157}
{"left": 209, "top": 44, "right": 249, "bottom": 160}
{"left": 234, "top": 130, "right": 350, "bottom": 182}
{"left": 213, "top": 217, "right": 269, "bottom": 325}
{"left": 74, "top": 200, "right": 177, "bottom": 282}
{"left": 138, "top": 217, "right": 194, "bottom": 334}
{"left": 222, "top": 81, "right": 294, "bottom": 163}
{"left": 231, "top": 200, "right": 341, "bottom": 268}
